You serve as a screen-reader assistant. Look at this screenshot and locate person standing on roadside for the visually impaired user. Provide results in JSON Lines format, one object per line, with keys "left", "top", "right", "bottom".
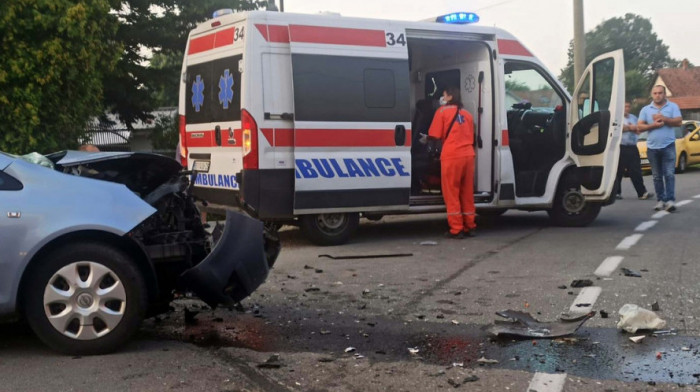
{"left": 614, "top": 101, "right": 653, "bottom": 200}
{"left": 638, "top": 85, "right": 682, "bottom": 212}
{"left": 428, "top": 86, "right": 476, "bottom": 239}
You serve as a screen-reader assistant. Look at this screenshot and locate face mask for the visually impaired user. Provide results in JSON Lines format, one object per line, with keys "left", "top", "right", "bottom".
{"left": 439, "top": 96, "right": 447, "bottom": 106}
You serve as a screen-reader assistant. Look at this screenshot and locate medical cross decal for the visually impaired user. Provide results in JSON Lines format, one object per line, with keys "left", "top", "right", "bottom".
{"left": 191, "top": 75, "right": 204, "bottom": 112}
{"left": 218, "top": 69, "right": 234, "bottom": 109}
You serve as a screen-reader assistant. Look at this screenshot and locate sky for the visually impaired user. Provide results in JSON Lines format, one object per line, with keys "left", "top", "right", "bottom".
{"left": 280, "top": 0, "right": 699, "bottom": 77}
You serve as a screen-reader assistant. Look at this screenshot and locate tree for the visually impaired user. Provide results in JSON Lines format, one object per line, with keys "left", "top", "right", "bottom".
{"left": 559, "top": 13, "right": 680, "bottom": 99}
{"left": 0, "top": 0, "right": 121, "bottom": 154}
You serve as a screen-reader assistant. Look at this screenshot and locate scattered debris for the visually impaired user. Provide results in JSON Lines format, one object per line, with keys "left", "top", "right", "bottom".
{"left": 600, "top": 310, "right": 609, "bottom": 319}
{"left": 651, "top": 301, "right": 660, "bottom": 311}
{"left": 476, "top": 357, "right": 499, "bottom": 365}
{"left": 429, "top": 370, "right": 446, "bottom": 377}
{"left": 557, "top": 285, "right": 567, "bottom": 289}
{"left": 318, "top": 253, "right": 413, "bottom": 260}
{"left": 304, "top": 287, "right": 320, "bottom": 292}
{"left": 575, "top": 303, "right": 591, "bottom": 307}
{"left": 318, "top": 357, "right": 335, "bottom": 363}
{"left": 570, "top": 279, "right": 593, "bottom": 288}
{"left": 303, "top": 265, "right": 314, "bottom": 269}
{"left": 315, "top": 269, "right": 323, "bottom": 273}
{"left": 617, "top": 304, "right": 667, "bottom": 333}
{"left": 656, "top": 351, "right": 662, "bottom": 360}
{"left": 463, "top": 375, "right": 479, "bottom": 383}
{"left": 420, "top": 241, "right": 438, "bottom": 246}
{"left": 184, "top": 308, "right": 198, "bottom": 325}
{"left": 629, "top": 335, "right": 645, "bottom": 344}
{"left": 447, "top": 378, "right": 461, "bottom": 388}
{"left": 344, "top": 347, "right": 356, "bottom": 353}
{"left": 559, "top": 312, "right": 590, "bottom": 322}
{"left": 652, "top": 328, "right": 678, "bottom": 336}
{"left": 451, "top": 362, "right": 464, "bottom": 368}
{"left": 257, "top": 354, "right": 283, "bottom": 369}
{"left": 408, "top": 347, "right": 420, "bottom": 355}
{"left": 682, "top": 347, "right": 691, "bottom": 351}
{"left": 621, "top": 268, "right": 642, "bottom": 277}
{"left": 487, "top": 309, "right": 596, "bottom": 338}
{"left": 451, "top": 320, "right": 460, "bottom": 325}
{"left": 320, "top": 330, "right": 331, "bottom": 335}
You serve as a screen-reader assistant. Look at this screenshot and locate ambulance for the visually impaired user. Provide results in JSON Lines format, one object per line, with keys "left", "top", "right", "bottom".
{"left": 178, "top": 9, "right": 624, "bottom": 245}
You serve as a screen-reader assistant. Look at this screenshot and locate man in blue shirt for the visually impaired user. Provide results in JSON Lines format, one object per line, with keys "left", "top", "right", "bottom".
{"left": 614, "top": 101, "right": 652, "bottom": 200}
{"left": 638, "top": 85, "right": 682, "bottom": 212}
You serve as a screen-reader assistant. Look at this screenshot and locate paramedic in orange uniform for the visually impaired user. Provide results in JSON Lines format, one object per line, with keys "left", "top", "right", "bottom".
{"left": 428, "top": 86, "right": 476, "bottom": 239}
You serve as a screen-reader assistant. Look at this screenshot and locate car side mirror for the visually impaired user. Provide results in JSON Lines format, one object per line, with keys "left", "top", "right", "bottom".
{"left": 692, "top": 134, "right": 700, "bottom": 141}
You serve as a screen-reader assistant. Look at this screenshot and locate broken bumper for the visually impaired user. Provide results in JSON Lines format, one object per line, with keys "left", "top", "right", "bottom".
{"left": 179, "top": 211, "right": 281, "bottom": 307}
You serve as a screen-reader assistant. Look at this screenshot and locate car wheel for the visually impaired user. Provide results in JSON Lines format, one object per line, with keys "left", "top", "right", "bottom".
{"left": 23, "top": 242, "right": 147, "bottom": 355}
{"left": 300, "top": 213, "right": 359, "bottom": 246}
{"left": 547, "top": 177, "right": 602, "bottom": 227}
{"left": 677, "top": 153, "right": 687, "bottom": 173}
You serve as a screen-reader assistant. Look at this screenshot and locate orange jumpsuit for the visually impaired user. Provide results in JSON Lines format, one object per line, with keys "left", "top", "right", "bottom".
{"left": 428, "top": 105, "right": 476, "bottom": 235}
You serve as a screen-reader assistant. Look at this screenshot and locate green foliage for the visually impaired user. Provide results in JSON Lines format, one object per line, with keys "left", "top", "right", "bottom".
{"left": 149, "top": 111, "right": 179, "bottom": 150}
{"left": 505, "top": 79, "right": 530, "bottom": 92}
{"left": 559, "top": 13, "right": 680, "bottom": 99}
{"left": 0, "top": 0, "right": 120, "bottom": 154}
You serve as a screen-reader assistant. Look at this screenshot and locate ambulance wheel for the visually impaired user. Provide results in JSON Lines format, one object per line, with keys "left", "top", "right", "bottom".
{"left": 300, "top": 213, "right": 359, "bottom": 246}
{"left": 547, "top": 180, "right": 601, "bottom": 227}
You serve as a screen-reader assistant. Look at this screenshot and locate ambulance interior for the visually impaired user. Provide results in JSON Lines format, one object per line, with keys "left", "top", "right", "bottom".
{"left": 407, "top": 38, "right": 568, "bottom": 202}
{"left": 407, "top": 38, "right": 493, "bottom": 202}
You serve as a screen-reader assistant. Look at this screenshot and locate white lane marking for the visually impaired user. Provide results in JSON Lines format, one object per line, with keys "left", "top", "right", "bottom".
{"left": 527, "top": 372, "right": 567, "bottom": 392}
{"left": 652, "top": 210, "right": 669, "bottom": 219}
{"left": 569, "top": 286, "right": 602, "bottom": 313}
{"left": 676, "top": 199, "right": 693, "bottom": 207}
{"left": 635, "top": 220, "right": 657, "bottom": 232}
{"left": 694, "top": 194, "right": 700, "bottom": 199}
{"left": 615, "top": 234, "right": 644, "bottom": 250}
{"left": 594, "top": 256, "right": 624, "bottom": 277}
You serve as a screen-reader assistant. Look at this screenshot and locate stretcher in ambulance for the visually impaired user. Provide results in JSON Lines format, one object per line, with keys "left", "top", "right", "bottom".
{"left": 178, "top": 9, "right": 624, "bottom": 245}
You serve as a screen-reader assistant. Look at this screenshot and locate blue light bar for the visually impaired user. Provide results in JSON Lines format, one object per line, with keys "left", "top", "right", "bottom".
{"left": 212, "top": 9, "right": 233, "bottom": 18}
{"left": 436, "top": 12, "right": 480, "bottom": 24}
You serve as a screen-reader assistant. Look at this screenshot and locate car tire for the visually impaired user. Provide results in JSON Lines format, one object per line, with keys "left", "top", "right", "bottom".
{"left": 677, "top": 153, "right": 687, "bottom": 173}
{"left": 299, "top": 213, "right": 359, "bottom": 246}
{"left": 547, "top": 176, "right": 602, "bottom": 227}
{"left": 23, "top": 242, "right": 147, "bottom": 355}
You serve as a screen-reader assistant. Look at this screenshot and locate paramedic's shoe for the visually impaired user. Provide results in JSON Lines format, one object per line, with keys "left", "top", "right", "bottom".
{"left": 665, "top": 201, "right": 676, "bottom": 212}
{"left": 444, "top": 231, "right": 464, "bottom": 239}
{"left": 463, "top": 228, "right": 476, "bottom": 238}
{"left": 654, "top": 201, "right": 665, "bottom": 211}
{"left": 638, "top": 192, "right": 654, "bottom": 200}
{"left": 615, "top": 194, "right": 623, "bottom": 200}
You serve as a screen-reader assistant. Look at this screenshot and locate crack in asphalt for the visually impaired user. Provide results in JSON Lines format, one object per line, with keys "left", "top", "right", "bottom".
{"left": 394, "top": 228, "right": 545, "bottom": 317}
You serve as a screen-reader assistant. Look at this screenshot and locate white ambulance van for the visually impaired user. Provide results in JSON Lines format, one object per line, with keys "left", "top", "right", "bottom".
{"left": 178, "top": 9, "right": 624, "bottom": 245}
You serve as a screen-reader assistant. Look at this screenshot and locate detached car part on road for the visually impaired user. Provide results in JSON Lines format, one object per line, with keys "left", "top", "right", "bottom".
{"left": 0, "top": 151, "right": 280, "bottom": 355}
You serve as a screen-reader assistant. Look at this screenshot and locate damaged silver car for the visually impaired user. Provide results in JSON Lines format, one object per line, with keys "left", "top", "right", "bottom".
{"left": 0, "top": 151, "right": 280, "bottom": 355}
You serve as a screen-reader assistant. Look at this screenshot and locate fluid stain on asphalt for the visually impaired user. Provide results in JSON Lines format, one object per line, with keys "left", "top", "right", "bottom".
{"left": 151, "top": 308, "right": 700, "bottom": 385}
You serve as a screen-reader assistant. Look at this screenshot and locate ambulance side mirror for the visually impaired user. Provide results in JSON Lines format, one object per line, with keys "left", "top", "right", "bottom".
{"left": 394, "top": 125, "right": 406, "bottom": 146}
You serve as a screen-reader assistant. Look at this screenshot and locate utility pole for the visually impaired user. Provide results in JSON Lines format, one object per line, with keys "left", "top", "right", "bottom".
{"left": 573, "top": 0, "right": 585, "bottom": 86}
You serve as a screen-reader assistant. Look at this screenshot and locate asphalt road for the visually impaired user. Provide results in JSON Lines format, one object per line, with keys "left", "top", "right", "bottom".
{"left": 3, "top": 167, "right": 700, "bottom": 391}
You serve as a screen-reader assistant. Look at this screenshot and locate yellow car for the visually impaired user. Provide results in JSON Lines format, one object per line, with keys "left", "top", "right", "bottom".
{"left": 637, "top": 120, "right": 700, "bottom": 173}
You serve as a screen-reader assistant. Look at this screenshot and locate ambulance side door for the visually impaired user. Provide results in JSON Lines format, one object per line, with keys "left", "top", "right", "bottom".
{"left": 567, "top": 49, "right": 624, "bottom": 201}
{"left": 288, "top": 22, "right": 411, "bottom": 213}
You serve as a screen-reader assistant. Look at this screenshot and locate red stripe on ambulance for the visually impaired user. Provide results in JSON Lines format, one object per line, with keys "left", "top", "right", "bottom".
{"left": 188, "top": 27, "right": 235, "bottom": 54}
{"left": 255, "top": 24, "right": 290, "bottom": 43}
{"left": 185, "top": 129, "right": 242, "bottom": 147}
{"left": 289, "top": 25, "right": 386, "bottom": 47}
{"left": 497, "top": 39, "right": 532, "bottom": 57}
{"left": 259, "top": 129, "right": 410, "bottom": 147}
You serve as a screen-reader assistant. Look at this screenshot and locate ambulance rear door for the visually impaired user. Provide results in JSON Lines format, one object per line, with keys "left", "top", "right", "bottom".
{"left": 567, "top": 49, "right": 624, "bottom": 201}
{"left": 287, "top": 20, "right": 412, "bottom": 214}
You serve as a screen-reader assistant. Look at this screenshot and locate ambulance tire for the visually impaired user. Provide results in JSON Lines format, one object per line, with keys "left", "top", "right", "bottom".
{"left": 547, "top": 178, "right": 602, "bottom": 227}
{"left": 300, "top": 213, "right": 360, "bottom": 246}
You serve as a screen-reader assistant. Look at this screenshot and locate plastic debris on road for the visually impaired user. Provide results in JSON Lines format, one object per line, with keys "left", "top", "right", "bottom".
{"left": 487, "top": 309, "right": 596, "bottom": 338}
{"left": 617, "top": 304, "right": 666, "bottom": 333}
{"left": 629, "top": 335, "right": 645, "bottom": 343}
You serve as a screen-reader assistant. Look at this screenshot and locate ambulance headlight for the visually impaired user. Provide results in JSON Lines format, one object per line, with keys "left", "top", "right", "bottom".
{"left": 436, "top": 12, "right": 479, "bottom": 24}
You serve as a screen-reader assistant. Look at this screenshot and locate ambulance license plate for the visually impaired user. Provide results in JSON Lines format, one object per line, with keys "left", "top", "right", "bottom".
{"left": 193, "top": 160, "right": 211, "bottom": 173}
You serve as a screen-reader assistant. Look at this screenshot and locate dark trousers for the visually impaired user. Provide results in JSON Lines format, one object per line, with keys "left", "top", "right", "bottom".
{"left": 615, "top": 145, "right": 648, "bottom": 197}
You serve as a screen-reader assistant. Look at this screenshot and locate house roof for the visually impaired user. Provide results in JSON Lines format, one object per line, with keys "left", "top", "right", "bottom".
{"left": 657, "top": 67, "right": 700, "bottom": 97}
{"left": 669, "top": 96, "right": 700, "bottom": 110}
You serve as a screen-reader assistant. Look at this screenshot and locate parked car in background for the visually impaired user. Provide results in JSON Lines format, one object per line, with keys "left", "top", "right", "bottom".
{"left": 637, "top": 120, "right": 700, "bottom": 173}
{"left": 0, "top": 151, "right": 280, "bottom": 355}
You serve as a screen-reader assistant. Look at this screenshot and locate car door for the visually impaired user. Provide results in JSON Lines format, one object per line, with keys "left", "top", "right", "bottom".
{"left": 287, "top": 21, "right": 412, "bottom": 213}
{"left": 567, "top": 50, "right": 624, "bottom": 201}
{"left": 686, "top": 122, "right": 700, "bottom": 165}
